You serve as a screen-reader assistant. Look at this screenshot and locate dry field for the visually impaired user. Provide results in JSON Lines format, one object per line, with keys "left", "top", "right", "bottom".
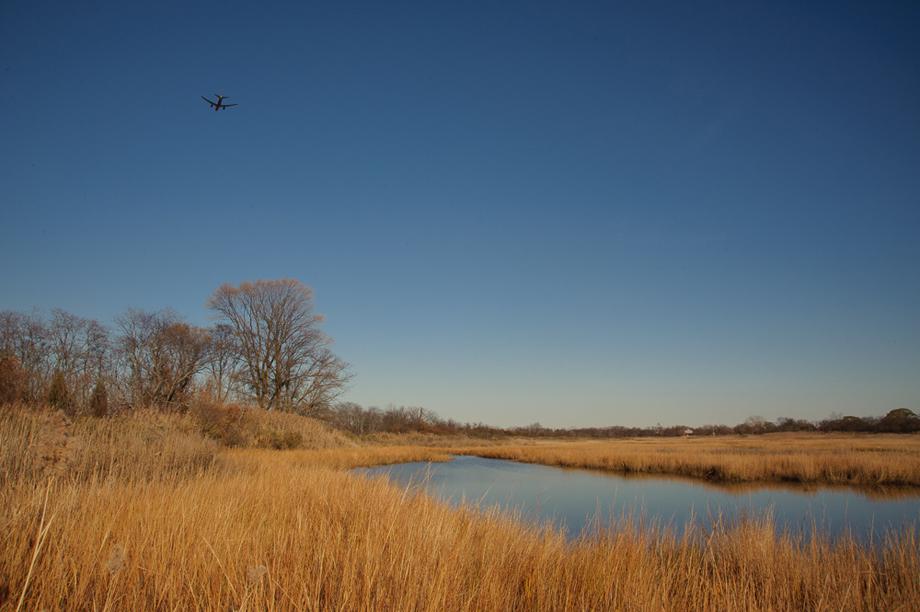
{"left": 2, "top": 405, "right": 919, "bottom": 611}
{"left": 452, "top": 433, "right": 920, "bottom": 488}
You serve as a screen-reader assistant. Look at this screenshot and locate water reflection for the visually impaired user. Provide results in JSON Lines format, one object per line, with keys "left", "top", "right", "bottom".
{"left": 355, "top": 455, "right": 920, "bottom": 541}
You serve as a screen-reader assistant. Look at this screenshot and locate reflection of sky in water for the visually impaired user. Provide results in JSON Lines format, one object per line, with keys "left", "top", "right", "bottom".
{"left": 355, "top": 456, "right": 920, "bottom": 541}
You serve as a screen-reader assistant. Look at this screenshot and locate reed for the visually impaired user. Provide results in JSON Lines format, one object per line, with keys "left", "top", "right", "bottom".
{"left": 452, "top": 433, "right": 920, "bottom": 488}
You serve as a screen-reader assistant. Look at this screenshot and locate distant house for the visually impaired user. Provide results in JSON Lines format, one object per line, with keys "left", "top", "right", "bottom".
{"left": 682, "top": 428, "right": 694, "bottom": 437}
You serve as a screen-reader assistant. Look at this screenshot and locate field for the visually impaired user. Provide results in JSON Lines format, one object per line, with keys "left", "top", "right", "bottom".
{"left": 2, "top": 405, "right": 919, "bottom": 611}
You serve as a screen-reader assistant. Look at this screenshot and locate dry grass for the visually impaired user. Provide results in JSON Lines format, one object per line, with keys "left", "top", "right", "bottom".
{"left": 2, "top": 406, "right": 919, "bottom": 610}
{"left": 2, "top": 452, "right": 918, "bottom": 611}
{"left": 189, "top": 400, "right": 354, "bottom": 450}
{"left": 0, "top": 405, "right": 220, "bottom": 485}
{"left": 363, "top": 431, "right": 537, "bottom": 447}
{"left": 451, "top": 433, "right": 920, "bottom": 488}
{"left": 0, "top": 403, "right": 352, "bottom": 486}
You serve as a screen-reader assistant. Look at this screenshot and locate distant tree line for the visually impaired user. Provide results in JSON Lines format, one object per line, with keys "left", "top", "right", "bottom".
{"left": 316, "top": 404, "right": 920, "bottom": 437}
{"left": 0, "top": 279, "right": 349, "bottom": 415}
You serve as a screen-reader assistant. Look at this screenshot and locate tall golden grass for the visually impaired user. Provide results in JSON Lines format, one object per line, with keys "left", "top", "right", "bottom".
{"left": 453, "top": 433, "right": 920, "bottom": 488}
{"left": 0, "top": 405, "right": 220, "bottom": 485}
{"left": 0, "top": 402, "right": 353, "bottom": 486}
{"left": 2, "top": 405, "right": 919, "bottom": 610}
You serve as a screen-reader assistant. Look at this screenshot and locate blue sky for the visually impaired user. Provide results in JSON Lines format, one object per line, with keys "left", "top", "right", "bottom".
{"left": 2, "top": 1, "right": 918, "bottom": 426}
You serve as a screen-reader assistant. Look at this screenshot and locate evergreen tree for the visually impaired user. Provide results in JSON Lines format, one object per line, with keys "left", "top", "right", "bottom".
{"left": 48, "top": 370, "right": 74, "bottom": 414}
{"left": 90, "top": 377, "right": 109, "bottom": 417}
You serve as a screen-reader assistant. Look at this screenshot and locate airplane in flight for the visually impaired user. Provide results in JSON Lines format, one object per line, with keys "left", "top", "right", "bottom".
{"left": 201, "top": 94, "right": 238, "bottom": 111}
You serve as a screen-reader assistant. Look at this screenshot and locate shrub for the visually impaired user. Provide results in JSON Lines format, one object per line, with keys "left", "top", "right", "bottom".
{"left": 189, "top": 397, "right": 351, "bottom": 449}
{"left": 191, "top": 400, "right": 249, "bottom": 447}
{"left": 266, "top": 429, "right": 304, "bottom": 450}
{"left": 0, "top": 355, "right": 27, "bottom": 405}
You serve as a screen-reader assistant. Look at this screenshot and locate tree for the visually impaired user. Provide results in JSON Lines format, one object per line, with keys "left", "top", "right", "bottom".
{"left": 90, "top": 377, "right": 109, "bottom": 417}
{"left": 48, "top": 309, "right": 87, "bottom": 379}
{"left": 48, "top": 309, "right": 106, "bottom": 408}
{"left": 203, "top": 323, "right": 238, "bottom": 403}
{"left": 116, "top": 309, "right": 211, "bottom": 408}
{"left": 48, "top": 370, "right": 74, "bottom": 414}
{"left": 878, "top": 408, "right": 920, "bottom": 433}
{"left": 207, "top": 279, "right": 350, "bottom": 412}
{"left": 329, "top": 401, "right": 372, "bottom": 434}
{"left": 82, "top": 319, "right": 112, "bottom": 392}
{"left": 0, "top": 355, "right": 27, "bottom": 404}
{"left": 0, "top": 310, "right": 50, "bottom": 401}
{"left": 735, "top": 415, "right": 773, "bottom": 435}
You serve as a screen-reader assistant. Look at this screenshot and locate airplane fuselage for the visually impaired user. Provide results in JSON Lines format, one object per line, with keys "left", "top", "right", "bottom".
{"left": 213, "top": 96, "right": 225, "bottom": 111}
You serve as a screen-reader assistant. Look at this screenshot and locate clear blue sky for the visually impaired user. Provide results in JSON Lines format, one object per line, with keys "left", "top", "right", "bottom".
{"left": 2, "top": 1, "right": 918, "bottom": 426}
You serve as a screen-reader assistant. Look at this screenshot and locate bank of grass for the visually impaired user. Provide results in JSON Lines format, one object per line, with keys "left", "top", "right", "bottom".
{"left": 450, "top": 433, "right": 920, "bottom": 488}
{"left": 0, "top": 402, "right": 353, "bottom": 486}
{"left": 363, "top": 430, "right": 536, "bottom": 447}
{"left": 2, "top": 405, "right": 920, "bottom": 610}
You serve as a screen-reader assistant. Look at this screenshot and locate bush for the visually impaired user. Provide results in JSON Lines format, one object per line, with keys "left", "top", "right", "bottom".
{"left": 267, "top": 429, "right": 304, "bottom": 450}
{"left": 191, "top": 400, "right": 249, "bottom": 447}
{"left": 0, "top": 355, "right": 27, "bottom": 405}
{"left": 189, "top": 397, "right": 351, "bottom": 449}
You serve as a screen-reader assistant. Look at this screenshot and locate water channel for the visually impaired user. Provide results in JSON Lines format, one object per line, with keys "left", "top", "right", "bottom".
{"left": 355, "top": 455, "right": 920, "bottom": 541}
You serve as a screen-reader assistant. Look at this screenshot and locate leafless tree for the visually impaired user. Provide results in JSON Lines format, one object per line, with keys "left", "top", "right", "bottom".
{"left": 0, "top": 310, "right": 50, "bottom": 401}
{"left": 204, "top": 323, "right": 238, "bottom": 403}
{"left": 116, "top": 309, "right": 211, "bottom": 408}
{"left": 329, "top": 402, "right": 377, "bottom": 434}
{"left": 48, "top": 309, "right": 86, "bottom": 376}
{"left": 207, "top": 279, "right": 350, "bottom": 412}
{"left": 84, "top": 320, "right": 111, "bottom": 379}
{"left": 47, "top": 309, "right": 98, "bottom": 406}
{"left": 0, "top": 311, "right": 23, "bottom": 358}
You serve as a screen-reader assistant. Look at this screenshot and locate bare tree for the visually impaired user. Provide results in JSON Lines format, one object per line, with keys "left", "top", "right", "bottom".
{"left": 0, "top": 310, "right": 50, "bottom": 401}
{"left": 48, "top": 309, "right": 86, "bottom": 376}
{"left": 43, "top": 310, "right": 116, "bottom": 409}
{"left": 204, "top": 323, "right": 238, "bottom": 403}
{"left": 83, "top": 320, "right": 111, "bottom": 380}
{"left": 294, "top": 346, "right": 350, "bottom": 414}
{"left": 116, "top": 309, "right": 211, "bottom": 408}
{"left": 207, "top": 279, "right": 350, "bottom": 412}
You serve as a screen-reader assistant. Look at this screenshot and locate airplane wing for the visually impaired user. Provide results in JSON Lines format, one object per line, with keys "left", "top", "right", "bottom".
{"left": 222, "top": 103, "right": 239, "bottom": 108}
{"left": 201, "top": 96, "right": 217, "bottom": 105}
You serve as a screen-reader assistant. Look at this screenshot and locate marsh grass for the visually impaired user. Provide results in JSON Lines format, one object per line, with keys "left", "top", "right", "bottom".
{"left": 0, "top": 403, "right": 354, "bottom": 486}
{"left": 2, "top": 406, "right": 919, "bottom": 610}
{"left": 3, "top": 459, "right": 919, "bottom": 610}
{"left": 452, "top": 434, "right": 920, "bottom": 488}
{"left": 0, "top": 405, "right": 219, "bottom": 486}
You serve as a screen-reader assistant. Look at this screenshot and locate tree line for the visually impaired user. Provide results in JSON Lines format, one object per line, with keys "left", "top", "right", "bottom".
{"left": 0, "top": 279, "right": 350, "bottom": 415}
{"left": 317, "top": 404, "right": 920, "bottom": 437}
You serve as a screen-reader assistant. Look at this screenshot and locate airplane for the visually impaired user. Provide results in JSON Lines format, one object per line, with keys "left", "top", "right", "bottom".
{"left": 201, "top": 94, "right": 238, "bottom": 111}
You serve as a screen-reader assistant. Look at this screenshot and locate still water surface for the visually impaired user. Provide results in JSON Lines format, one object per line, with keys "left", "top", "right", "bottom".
{"left": 355, "top": 455, "right": 920, "bottom": 541}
